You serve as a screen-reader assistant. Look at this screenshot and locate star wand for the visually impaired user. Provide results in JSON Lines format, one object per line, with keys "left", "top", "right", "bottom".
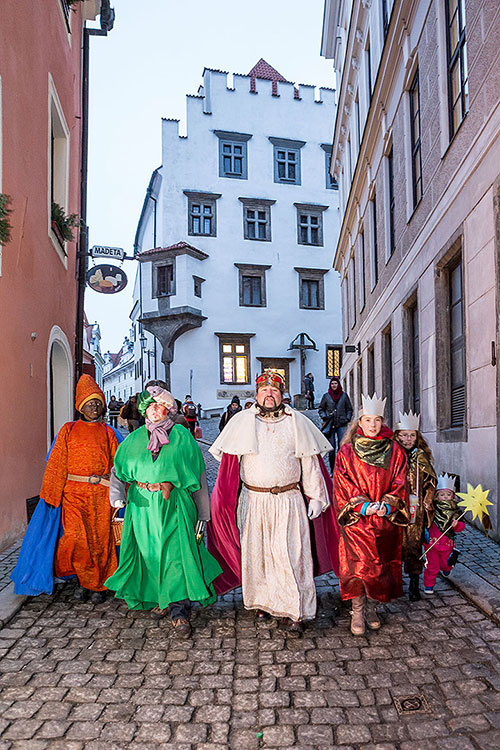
{"left": 419, "top": 484, "right": 492, "bottom": 561}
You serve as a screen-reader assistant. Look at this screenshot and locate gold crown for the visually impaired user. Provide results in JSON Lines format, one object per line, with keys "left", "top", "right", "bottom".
{"left": 256, "top": 369, "right": 285, "bottom": 392}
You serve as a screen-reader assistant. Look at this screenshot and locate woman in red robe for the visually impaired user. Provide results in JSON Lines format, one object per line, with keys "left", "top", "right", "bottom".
{"left": 333, "top": 394, "right": 409, "bottom": 635}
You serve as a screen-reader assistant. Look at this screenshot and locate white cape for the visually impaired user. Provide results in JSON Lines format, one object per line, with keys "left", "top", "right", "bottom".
{"left": 209, "top": 404, "right": 333, "bottom": 461}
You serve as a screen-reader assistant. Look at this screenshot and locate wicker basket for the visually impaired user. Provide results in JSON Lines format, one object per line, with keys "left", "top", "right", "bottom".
{"left": 111, "top": 508, "right": 124, "bottom": 546}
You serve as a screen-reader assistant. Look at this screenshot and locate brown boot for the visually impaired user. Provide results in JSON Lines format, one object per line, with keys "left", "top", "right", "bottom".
{"left": 365, "top": 598, "right": 381, "bottom": 630}
{"left": 171, "top": 617, "right": 192, "bottom": 638}
{"left": 350, "top": 595, "right": 365, "bottom": 636}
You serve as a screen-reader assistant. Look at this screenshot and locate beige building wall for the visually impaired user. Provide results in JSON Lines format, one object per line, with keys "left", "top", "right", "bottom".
{"left": 322, "top": 0, "right": 500, "bottom": 533}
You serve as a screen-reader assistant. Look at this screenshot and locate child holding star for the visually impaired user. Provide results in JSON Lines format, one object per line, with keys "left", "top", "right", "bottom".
{"left": 422, "top": 474, "right": 465, "bottom": 594}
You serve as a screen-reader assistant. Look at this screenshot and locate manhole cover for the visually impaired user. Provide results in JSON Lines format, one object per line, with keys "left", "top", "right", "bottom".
{"left": 393, "top": 695, "right": 432, "bottom": 716}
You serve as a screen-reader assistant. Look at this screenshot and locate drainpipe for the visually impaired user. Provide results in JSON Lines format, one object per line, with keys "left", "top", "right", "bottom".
{"left": 75, "top": 3, "right": 115, "bottom": 393}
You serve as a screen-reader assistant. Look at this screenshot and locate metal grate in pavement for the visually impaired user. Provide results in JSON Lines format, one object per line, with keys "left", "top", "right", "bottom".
{"left": 393, "top": 694, "right": 432, "bottom": 716}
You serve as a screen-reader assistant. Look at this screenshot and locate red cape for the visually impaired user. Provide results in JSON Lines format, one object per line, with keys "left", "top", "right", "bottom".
{"left": 207, "top": 453, "right": 340, "bottom": 595}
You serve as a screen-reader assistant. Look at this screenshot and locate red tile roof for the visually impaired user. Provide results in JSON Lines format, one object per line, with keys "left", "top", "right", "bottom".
{"left": 247, "top": 58, "right": 299, "bottom": 98}
{"left": 138, "top": 241, "right": 201, "bottom": 257}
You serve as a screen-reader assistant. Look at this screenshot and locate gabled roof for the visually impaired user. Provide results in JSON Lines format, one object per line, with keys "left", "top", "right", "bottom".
{"left": 138, "top": 241, "right": 209, "bottom": 261}
{"left": 247, "top": 58, "right": 298, "bottom": 98}
{"left": 248, "top": 58, "right": 288, "bottom": 83}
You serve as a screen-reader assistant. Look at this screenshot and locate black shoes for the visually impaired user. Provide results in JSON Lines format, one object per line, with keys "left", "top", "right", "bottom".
{"left": 73, "top": 586, "right": 88, "bottom": 601}
{"left": 408, "top": 575, "right": 421, "bottom": 602}
{"left": 90, "top": 590, "right": 107, "bottom": 604}
{"left": 279, "top": 617, "right": 302, "bottom": 633}
{"left": 171, "top": 618, "right": 192, "bottom": 638}
{"left": 73, "top": 586, "right": 106, "bottom": 603}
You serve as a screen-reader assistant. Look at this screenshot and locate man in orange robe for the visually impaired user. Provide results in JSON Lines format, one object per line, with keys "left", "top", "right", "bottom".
{"left": 40, "top": 375, "right": 119, "bottom": 602}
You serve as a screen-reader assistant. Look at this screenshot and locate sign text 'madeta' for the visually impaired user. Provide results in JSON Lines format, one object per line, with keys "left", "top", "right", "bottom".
{"left": 90, "top": 245, "right": 125, "bottom": 261}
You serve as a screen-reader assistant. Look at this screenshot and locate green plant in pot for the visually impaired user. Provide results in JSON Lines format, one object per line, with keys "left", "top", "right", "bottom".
{"left": 0, "top": 194, "right": 12, "bottom": 245}
{"left": 51, "top": 202, "right": 80, "bottom": 245}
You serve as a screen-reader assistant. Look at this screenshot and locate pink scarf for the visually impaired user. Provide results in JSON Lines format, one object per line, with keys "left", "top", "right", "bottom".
{"left": 145, "top": 414, "right": 175, "bottom": 461}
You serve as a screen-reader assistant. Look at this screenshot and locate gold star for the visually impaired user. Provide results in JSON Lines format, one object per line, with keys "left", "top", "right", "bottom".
{"left": 456, "top": 484, "right": 493, "bottom": 521}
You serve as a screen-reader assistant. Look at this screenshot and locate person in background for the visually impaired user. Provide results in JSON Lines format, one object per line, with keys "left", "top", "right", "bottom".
{"left": 304, "top": 373, "right": 315, "bottom": 409}
{"left": 333, "top": 394, "right": 409, "bottom": 636}
{"left": 108, "top": 395, "right": 121, "bottom": 428}
{"left": 11, "top": 375, "right": 120, "bottom": 602}
{"left": 121, "top": 394, "right": 143, "bottom": 433}
{"left": 319, "top": 376, "right": 354, "bottom": 474}
{"left": 183, "top": 395, "right": 199, "bottom": 437}
{"left": 218, "top": 395, "right": 242, "bottom": 432}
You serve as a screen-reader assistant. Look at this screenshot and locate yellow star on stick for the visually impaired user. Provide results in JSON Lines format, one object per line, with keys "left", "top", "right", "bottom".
{"left": 456, "top": 484, "right": 493, "bottom": 521}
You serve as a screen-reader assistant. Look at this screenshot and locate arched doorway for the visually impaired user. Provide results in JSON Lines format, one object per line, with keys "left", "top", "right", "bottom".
{"left": 47, "top": 327, "right": 73, "bottom": 447}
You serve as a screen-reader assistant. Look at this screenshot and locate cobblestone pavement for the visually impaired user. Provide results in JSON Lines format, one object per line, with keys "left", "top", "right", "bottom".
{"left": 1, "top": 575, "right": 500, "bottom": 748}
{"left": 1, "top": 414, "right": 500, "bottom": 747}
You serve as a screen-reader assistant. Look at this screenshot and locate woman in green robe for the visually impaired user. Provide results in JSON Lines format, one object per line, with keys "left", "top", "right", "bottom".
{"left": 105, "top": 386, "right": 221, "bottom": 636}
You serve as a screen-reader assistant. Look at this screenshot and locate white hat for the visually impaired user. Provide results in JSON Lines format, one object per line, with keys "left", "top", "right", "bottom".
{"left": 395, "top": 410, "right": 420, "bottom": 431}
{"left": 359, "top": 393, "right": 386, "bottom": 418}
{"left": 436, "top": 473, "right": 456, "bottom": 492}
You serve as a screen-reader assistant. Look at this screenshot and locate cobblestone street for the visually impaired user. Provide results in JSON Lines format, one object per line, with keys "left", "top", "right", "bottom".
{"left": 1, "top": 416, "right": 500, "bottom": 748}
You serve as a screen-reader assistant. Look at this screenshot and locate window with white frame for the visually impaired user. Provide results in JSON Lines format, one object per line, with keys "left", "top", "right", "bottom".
{"left": 321, "top": 145, "right": 338, "bottom": 190}
{"left": 239, "top": 198, "right": 274, "bottom": 241}
{"left": 235, "top": 263, "right": 270, "bottom": 307}
{"left": 269, "top": 137, "right": 305, "bottom": 185}
{"left": 445, "top": 0, "right": 469, "bottom": 139}
{"left": 359, "top": 229, "right": 366, "bottom": 312}
{"left": 214, "top": 130, "right": 251, "bottom": 179}
{"left": 49, "top": 76, "right": 70, "bottom": 258}
{"left": 184, "top": 191, "right": 220, "bottom": 237}
{"left": 409, "top": 69, "right": 423, "bottom": 208}
{"left": 370, "top": 193, "right": 379, "bottom": 289}
{"left": 295, "top": 267, "right": 328, "bottom": 310}
{"left": 295, "top": 203, "right": 327, "bottom": 246}
{"left": 216, "top": 333, "right": 253, "bottom": 385}
{"left": 153, "top": 262, "right": 174, "bottom": 298}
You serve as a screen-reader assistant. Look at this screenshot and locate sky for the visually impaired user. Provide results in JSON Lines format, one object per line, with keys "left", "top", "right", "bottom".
{"left": 85, "top": 0, "right": 336, "bottom": 353}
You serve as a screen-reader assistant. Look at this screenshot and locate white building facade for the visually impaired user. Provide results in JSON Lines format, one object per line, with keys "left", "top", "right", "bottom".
{"left": 132, "top": 60, "right": 342, "bottom": 414}
{"left": 322, "top": 0, "right": 500, "bottom": 534}
{"left": 103, "top": 335, "right": 136, "bottom": 404}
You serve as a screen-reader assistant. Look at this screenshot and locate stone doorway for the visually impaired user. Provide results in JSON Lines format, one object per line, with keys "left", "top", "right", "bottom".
{"left": 256, "top": 357, "right": 295, "bottom": 393}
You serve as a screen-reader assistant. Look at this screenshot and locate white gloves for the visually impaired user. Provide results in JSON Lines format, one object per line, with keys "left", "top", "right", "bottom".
{"left": 365, "top": 502, "right": 388, "bottom": 517}
{"left": 307, "top": 499, "right": 323, "bottom": 520}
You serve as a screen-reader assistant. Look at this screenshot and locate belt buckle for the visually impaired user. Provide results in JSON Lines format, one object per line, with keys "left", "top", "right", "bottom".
{"left": 270, "top": 486, "right": 280, "bottom": 495}
{"left": 88, "top": 475, "right": 100, "bottom": 485}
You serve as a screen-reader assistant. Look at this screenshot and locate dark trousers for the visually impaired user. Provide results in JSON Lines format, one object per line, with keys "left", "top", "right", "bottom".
{"left": 169, "top": 599, "right": 190, "bottom": 621}
{"left": 186, "top": 421, "right": 197, "bottom": 436}
{"left": 328, "top": 425, "right": 347, "bottom": 473}
{"left": 109, "top": 415, "right": 118, "bottom": 428}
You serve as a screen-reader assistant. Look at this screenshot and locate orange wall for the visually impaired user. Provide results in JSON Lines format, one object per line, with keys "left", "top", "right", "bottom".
{"left": 0, "top": 2, "right": 84, "bottom": 547}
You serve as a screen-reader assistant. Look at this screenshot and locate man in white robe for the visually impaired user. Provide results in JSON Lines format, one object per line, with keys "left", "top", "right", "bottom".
{"left": 208, "top": 370, "right": 336, "bottom": 631}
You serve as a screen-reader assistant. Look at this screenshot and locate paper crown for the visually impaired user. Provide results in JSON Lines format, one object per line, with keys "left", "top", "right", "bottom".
{"left": 359, "top": 393, "right": 386, "bottom": 418}
{"left": 395, "top": 410, "right": 420, "bottom": 431}
{"left": 256, "top": 369, "right": 285, "bottom": 392}
{"left": 436, "top": 473, "right": 456, "bottom": 492}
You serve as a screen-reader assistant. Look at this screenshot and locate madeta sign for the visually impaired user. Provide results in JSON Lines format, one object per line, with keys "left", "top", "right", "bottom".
{"left": 90, "top": 245, "right": 125, "bottom": 261}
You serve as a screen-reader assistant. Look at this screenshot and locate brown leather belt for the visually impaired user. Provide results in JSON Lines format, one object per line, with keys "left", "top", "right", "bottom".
{"left": 67, "top": 474, "right": 110, "bottom": 487}
{"left": 243, "top": 482, "right": 299, "bottom": 495}
{"left": 136, "top": 481, "right": 174, "bottom": 501}
{"left": 137, "top": 481, "right": 163, "bottom": 492}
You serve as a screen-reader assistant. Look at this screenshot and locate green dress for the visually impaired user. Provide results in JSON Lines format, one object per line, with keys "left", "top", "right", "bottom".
{"left": 105, "top": 424, "right": 222, "bottom": 610}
